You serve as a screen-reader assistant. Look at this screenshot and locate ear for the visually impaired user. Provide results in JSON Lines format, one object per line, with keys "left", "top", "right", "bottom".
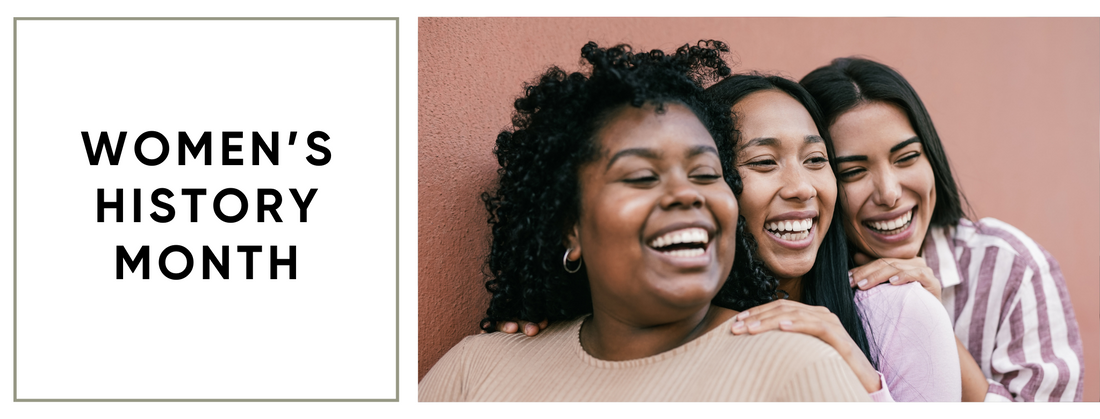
{"left": 563, "top": 222, "right": 583, "bottom": 261}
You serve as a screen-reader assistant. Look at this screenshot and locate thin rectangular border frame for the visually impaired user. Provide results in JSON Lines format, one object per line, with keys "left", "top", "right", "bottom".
{"left": 11, "top": 17, "right": 400, "bottom": 402}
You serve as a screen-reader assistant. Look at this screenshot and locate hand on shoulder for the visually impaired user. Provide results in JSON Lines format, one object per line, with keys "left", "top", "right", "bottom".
{"left": 849, "top": 252, "right": 942, "bottom": 301}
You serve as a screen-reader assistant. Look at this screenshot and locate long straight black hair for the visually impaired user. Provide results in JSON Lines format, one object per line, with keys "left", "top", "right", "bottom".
{"left": 799, "top": 57, "right": 966, "bottom": 228}
{"left": 704, "top": 74, "right": 876, "bottom": 369}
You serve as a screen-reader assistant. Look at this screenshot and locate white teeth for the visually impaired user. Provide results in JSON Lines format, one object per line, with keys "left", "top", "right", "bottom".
{"left": 765, "top": 218, "right": 813, "bottom": 235}
{"left": 869, "top": 210, "right": 912, "bottom": 232}
{"left": 666, "top": 248, "right": 705, "bottom": 258}
{"left": 649, "top": 228, "right": 709, "bottom": 249}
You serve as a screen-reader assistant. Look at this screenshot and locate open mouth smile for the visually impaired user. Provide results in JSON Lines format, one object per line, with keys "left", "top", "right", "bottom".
{"left": 765, "top": 218, "right": 814, "bottom": 242}
{"left": 648, "top": 227, "right": 710, "bottom": 258}
{"left": 863, "top": 208, "right": 913, "bottom": 236}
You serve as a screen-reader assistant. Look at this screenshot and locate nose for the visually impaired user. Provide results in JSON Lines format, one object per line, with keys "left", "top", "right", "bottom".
{"left": 871, "top": 168, "right": 902, "bottom": 207}
{"left": 660, "top": 175, "right": 705, "bottom": 209}
{"left": 778, "top": 166, "right": 816, "bottom": 202}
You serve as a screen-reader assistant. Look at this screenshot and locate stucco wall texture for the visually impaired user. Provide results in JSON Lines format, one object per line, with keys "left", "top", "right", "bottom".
{"left": 417, "top": 17, "right": 1099, "bottom": 401}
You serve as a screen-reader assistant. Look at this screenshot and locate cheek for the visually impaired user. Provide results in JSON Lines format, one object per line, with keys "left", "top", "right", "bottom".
{"left": 589, "top": 194, "right": 651, "bottom": 242}
{"left": 812, "top": 171, "right": 838, "bottom": 210}
{"left": 838, "top": 183, "right": 867, "bottom": 228}
{"left": 704, "top": 184, "right": 739, "bottom": 248}
{"left": 812, "top": 174, "right": 838, "bottom": 232}
{"left": 733, "top": 172, "right": 768, "bottom": 228}
{"left": 920, "top": 162, "right": 937, "bottom": 210}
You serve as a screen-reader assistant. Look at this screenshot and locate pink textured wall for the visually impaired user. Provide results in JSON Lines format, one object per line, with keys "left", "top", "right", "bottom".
{"left": 417, "top": 17, "right": 1100, "bottom": 401}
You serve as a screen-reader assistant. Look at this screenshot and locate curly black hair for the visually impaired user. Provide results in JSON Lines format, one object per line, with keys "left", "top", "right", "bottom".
{"left": 480, "top": 41, "right": 778, "bottom": 332}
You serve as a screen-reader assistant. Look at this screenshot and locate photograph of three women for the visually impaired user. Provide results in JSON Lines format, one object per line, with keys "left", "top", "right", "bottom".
{"left": 417, "top": 17, "right": 1098, "bottom": 402}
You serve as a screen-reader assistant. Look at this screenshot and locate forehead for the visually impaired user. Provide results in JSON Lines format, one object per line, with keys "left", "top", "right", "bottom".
{"left": 830, "top": 101, "right": 917, "bottom": 152}
{"left": 733, "top": 90, "right": 819, "bottom": 141}
{"left": 593, "top": 102, "right": 716, "bottom": 154}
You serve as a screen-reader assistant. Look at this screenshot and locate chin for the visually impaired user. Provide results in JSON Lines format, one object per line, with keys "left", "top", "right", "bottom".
{"left": 658, "top": 278, "right": 723, "bottom": 308}
{"left": 763, "top": 255, "right": 814, "bottom": 280}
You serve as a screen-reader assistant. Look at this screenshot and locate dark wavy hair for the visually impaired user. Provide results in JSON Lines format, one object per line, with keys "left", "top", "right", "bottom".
{"left": 480, "top": 41, "right": 778, "bottom": 332}
{"left": 799, "top": 57, "right": 967, "bottom": 228}
{"left": 704, "top": 73, "right": 877, "bottom": 369}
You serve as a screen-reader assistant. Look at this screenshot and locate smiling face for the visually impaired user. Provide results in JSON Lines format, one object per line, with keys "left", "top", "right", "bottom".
{"left": 830, "top": 101, "right": 936, "bottom": 259}
{"left": 567, "top": 102, "right": 738, "bottom": 324}
{"left": 732, "top": 90, "right": 836, "bottom": 280}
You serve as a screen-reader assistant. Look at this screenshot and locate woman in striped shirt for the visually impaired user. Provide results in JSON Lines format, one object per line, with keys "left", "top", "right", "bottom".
{"left": 799, "top": 57, "right": 1085, "bottom": 402}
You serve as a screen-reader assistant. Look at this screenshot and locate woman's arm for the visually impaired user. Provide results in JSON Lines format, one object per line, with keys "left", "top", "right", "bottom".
{"left": 979, "top": 248, "right": 1083, "bottom": 402}
{"left": 957, "top": 335, "right": 990, "bottom": 401}
{"left": 859, "top": 282, "right": 961, "bottom": 401}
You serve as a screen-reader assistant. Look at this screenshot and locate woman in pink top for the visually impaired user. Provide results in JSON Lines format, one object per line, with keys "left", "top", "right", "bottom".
{"left": 705, "top": 74, "right": 960, "bottom": 401}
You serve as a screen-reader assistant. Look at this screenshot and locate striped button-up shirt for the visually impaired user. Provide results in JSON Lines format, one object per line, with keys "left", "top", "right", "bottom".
{"left": 924, "top": 218, "right": 1084, "bottom": 401}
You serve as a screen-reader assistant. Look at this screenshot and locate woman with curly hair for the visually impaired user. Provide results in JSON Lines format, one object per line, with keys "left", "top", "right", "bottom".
{"left": 706, "top": 74, "right": 960, "bottom": 401}
{"left": 418, "top": 41, "right": 870, "bottom": 402}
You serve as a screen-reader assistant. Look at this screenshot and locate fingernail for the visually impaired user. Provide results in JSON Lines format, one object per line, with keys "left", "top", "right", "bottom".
{"left": 779, "top": 320, "right": 793, "bottom": 328}
{"left": 847, "top": 271, "right": 853, "bottom": 278}
{"left": 747, "top": 321, "right": 761, "bottom": 330}
{"left": 731, "top": 321, "right": 744, "bottom": 331}
{"left": 857, "top": 279, "right": 868, "bottom": 288}
{"left": 524, "top": 324, "right": 536, "bottom": 335}
{"left": 736, "top": 311, "right": 750, "bottom": 320}
{"left": 889, "top": 275, "right": 900, "bottom": 283}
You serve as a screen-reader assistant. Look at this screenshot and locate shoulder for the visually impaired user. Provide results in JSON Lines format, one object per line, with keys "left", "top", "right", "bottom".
{"left": 733, "top": 326, "right": 844, "bottom": 364}
{"left": 735, "top": 331, "right": 868, "bottom": 401}
{"left": 955, "top": 218, "right": 1052, "bottom": 266}
{"left": 855, "top": 282, "right": 949, "bottom": 333}
{"left": 856, "top": 281, "right": 937, "bottom": 310}
{"left": 461, "top": 317, "right": 582, "bottom": 355}
{"left": 956, "top": 218, "right": 1065, "bottom": 287}
{"left": 427, "top": 318, "right": 583, "bottom": 376}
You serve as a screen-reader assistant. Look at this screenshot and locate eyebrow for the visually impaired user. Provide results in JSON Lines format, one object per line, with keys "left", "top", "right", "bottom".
{"left": 834, "top": 154, "right": 867, "bottom": 164}
{"left": 742, "top": 137, "right": 778, "bottom": 148}
{"left": 890, "top": 136, "right": 921, "bottom": 153}
{"left": 606, "top": 148, "right": 660, "bottom": 170}
{"left": 604, "top": 145, "right": 719, "bottom": 171}
{"left": 743, "top": 135, "right": 822, "bottom": 148}
{"left": 686, "top": 144, "right": 720, "bottom": 158}
{"left": 835, "top": 136, "right": 922, "bottom": 164}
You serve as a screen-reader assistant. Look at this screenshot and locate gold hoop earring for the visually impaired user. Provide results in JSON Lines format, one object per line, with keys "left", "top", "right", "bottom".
{"left": 563, "top": 248, "right": 583, "bottom": 274}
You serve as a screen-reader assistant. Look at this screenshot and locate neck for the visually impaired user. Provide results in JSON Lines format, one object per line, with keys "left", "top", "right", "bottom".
{"left": 778, "top": 275, "right": 803, "bottom": 302}
{"left": 580, "top": 304, "right": 735, "bottom": 361}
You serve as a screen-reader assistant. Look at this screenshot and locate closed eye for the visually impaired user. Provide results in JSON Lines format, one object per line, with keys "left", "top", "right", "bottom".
{"left": 805, "top": 156, "right": 829, "bottom": 169}
{"left": 742, "top": 159, "right": 777, "bottom": 169}
{"left": 838, "top": 167, "right": 865, "bottom": 179}
{"left": 896, "top": 151, "right": 921, "bottom": 164}
{"left": 623, "top": 175, "right": 658, "bottom": 184}
{"left": 691, "top": 173, "right": 722, "bottom": 182}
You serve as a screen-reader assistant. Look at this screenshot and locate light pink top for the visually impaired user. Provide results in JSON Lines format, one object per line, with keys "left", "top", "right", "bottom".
{"left": 856, "top": 281, "right": 962, "bottom": 402}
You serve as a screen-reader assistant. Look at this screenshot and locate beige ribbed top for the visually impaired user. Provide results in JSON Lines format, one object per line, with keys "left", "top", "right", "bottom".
{"left": 419, "top": 315, "right": 871, "bottom": 402}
